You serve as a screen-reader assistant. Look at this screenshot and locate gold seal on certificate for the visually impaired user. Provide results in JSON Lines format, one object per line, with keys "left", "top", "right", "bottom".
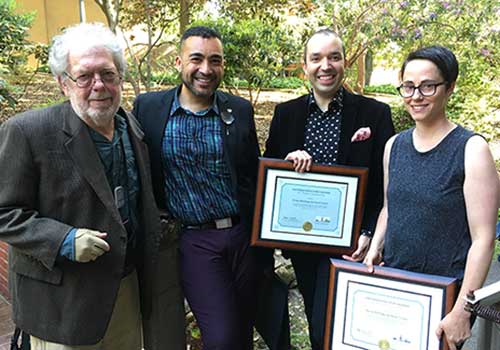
{"left": 251, "top": 158, "right": 369, "bottom": 255}
{"left": 302, "top": 221, "right": 313, "bottom": 232}
{"left": 324, "top": 259, "right": 458, "bottom": 350}
{"left": 378, "top": 339, "right": 390, "bottom": 349}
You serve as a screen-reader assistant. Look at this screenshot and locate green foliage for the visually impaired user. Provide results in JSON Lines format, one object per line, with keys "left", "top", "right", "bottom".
{"left": 384, "top": 0, "right": 500, "bottom": 140}
{"left": 267, "top": 77, "right": 305, "bottom": 89}
{"left": 31, "top": 95, "right": 66, "bottom": 110}
{"left": 223, "top": 76, "right": 305, "bottom": 90}
{"left": 96, "top": 0, "right": 499, "bottom": 140}
{"left": 307, "top": 0, "right": 500, "bottom": 139}
{"left": 150, "top": 70, "right": 179, "bottom": 86}
{"left": 0, "top": 76, "right": 16, "bottom": 108}
{"left": 194, "top": 18, "right": 301, "bottom": 104}
{"left": 364, "top": 84, "right": 398, "bottom": 95}
{"left": 190, "top": 326, "right": 201, "bottom": 339}
{"left": 122, "top": 1, "right": 179, "bottom": 31}
{"left": 213, "top": 0, "right": 313, "bottom": 24}
{"left": 0, "top": 0, "right": 34, "bottom": 68}
{"left": 219, "top": 19, "right": 300, "bottom": 86}
{"left": 388, "top": 103, "right": 414, "bottom": 133}
{"left": 0, "top": 0, "right": 37, "bottom": 107}
{"left": 117, "top": 0, "right": 207, "bottom": 94}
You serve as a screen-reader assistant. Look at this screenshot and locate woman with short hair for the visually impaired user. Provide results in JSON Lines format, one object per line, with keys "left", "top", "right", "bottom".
{"left": 364, "top": 45, "right": 500, "bottom": 350}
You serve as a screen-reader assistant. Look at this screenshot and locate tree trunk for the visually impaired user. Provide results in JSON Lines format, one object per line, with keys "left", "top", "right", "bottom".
{"left": 180, "top": 0, "right": 189, "bottom": 35}
{"left": 355, "top": 52, "right": 366, "bottom": 94}
{"left": 93, "top": 0, "right": 120, "bottom": 32}
{"left": 144, "top": 0, "right": 153, "bottom": 92}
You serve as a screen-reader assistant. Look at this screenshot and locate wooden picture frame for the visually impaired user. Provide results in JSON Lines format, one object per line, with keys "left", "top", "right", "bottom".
{"left": 324, "top": 259, "right": 457, "bottom": 350}
{"left": 251, "top": 158, "right": 368, "bottom": 255}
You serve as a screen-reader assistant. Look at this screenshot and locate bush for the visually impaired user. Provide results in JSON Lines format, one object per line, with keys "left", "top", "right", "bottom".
{"left": 364, "top": 84, "right": 398, "bottom": 95}
{"left": 0, "top": 0, "right": 36, "bottom": 109}
{"left": 386, "top": 99, "right": 493, "bottom": 138}
{"left": 267, "top": 76, "right": 304, "bottom": 89}
{"left": 194, "top": 18, "right": 301, "bottom": 105}
{"left": 0, "top": 0, "right": 34, "bottom": 68}
{"left": 0, "top": 75, "right": 16, "bottom": 108}
{"left": 150, "top": 70, "right": 179, "bottom": 86}
{"left": 223, "top": 76, "right": 305, "bottom": 90}
{"left": 388, "top": 103, "right": 414, "bottom": 133}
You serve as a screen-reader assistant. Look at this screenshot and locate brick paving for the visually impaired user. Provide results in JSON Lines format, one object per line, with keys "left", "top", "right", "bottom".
{"left": 0, "top": 262, "right": 498, "bottom": 349}
{"left": 0, "top": 295, "right": 13, "bottom": 350}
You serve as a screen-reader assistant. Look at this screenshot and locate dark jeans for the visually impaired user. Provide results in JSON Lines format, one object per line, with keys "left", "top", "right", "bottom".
{"left": 180, "top": 223, "right": 258, "bottom": 350}
{"left": 289, "top": 251, "right": 332, "bottom": 350}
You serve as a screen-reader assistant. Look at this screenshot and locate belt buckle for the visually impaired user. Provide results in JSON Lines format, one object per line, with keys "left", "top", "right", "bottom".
{"left": 185, "top": 224, "right": 200, "bottom": 230}
{"left": 215, "top": 217, "right": 232, "bottom": 229}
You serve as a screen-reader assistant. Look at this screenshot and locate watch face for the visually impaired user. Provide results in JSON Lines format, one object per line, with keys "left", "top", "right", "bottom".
{"left": 361, "top": 229, "right": 373, "bottom": 237}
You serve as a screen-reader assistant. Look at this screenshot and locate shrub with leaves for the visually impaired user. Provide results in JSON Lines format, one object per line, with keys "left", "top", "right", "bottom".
{"left": 304, "top": 0, "right": 500, "bottom": 139}
{"left": 0, "top": 0, "right": 36, "bottom": 111}
{"left": 193, "top": 18, "right": 301, "bottom": 106}
{"left": 0, "top": 0, "right": 34, "bottom": 69}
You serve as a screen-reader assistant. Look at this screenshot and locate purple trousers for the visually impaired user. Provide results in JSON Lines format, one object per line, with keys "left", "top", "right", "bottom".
{"left": 180, "top": 223, "right": 258, "bottom": 350}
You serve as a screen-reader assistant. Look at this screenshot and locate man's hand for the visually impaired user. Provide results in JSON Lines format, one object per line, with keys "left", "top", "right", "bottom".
{"left": 74, "top": 229, "right": 110, "bottom": 263}
{"left": 343, "top": 235, "right": 371, "bottom": 262}
{"left": 285, "top": 150, "right": 312, "bottom": 173}
{"left": 436, "top": 308, "right": 471, "bottom": 350}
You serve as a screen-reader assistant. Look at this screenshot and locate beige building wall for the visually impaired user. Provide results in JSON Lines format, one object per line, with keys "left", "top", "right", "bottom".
{"left": 16, "top": 0, "right": 108, "bottom": 43}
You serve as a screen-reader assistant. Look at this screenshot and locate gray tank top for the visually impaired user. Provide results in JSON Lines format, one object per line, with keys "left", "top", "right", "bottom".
{"left": 383, "top": 125, "right": 474, "bottom": 280}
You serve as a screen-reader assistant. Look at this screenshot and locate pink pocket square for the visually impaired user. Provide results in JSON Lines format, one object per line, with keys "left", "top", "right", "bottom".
{"left": 351, "top": 127, "right": 371, "bottom": 142}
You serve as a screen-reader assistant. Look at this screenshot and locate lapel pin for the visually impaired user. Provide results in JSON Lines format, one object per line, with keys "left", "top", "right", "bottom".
{"left": 221, "top": 109, "right": 235, "bottom": 125}
{"left": 221, "top": 109, "right": 235, "bottom": 135}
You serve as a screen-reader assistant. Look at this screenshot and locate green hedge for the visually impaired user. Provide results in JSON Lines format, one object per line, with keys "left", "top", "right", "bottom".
{"left": 364, "top": 84, "right": 398, "bottom": 95}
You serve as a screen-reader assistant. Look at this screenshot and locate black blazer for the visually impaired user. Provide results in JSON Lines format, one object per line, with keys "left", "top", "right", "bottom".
{"left": 133, "top": 87, "right": 260, "bottom": 229}
{"left": 264, "top": 91, "right": 395, "bottom": 233}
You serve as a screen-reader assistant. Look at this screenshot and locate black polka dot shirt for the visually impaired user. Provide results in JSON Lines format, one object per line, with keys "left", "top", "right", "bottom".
{"left": 303, "top": 87, "right": 344, "bottom": 165}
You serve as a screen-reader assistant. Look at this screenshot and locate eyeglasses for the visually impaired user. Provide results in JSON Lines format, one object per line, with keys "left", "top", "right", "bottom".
{"left": 64, "top": 71, "right": 122, "bottom": 88}
{"left": 397, "top": 82, "right": 447, "bottom": 98}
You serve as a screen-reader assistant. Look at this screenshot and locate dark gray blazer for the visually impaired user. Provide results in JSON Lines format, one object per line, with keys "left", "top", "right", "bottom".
{"left": 0, "top": 101, "right": 185, "bottom": 348}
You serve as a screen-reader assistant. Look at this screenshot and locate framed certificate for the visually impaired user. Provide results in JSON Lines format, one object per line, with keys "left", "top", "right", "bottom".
{"left": 324, "top": 259, "right": 457, "bottom": 350}
{"left": 251, "top": 158, "right": 368, "bottom": 255}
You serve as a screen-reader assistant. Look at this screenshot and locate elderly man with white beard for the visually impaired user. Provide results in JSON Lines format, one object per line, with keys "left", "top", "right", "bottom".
{"left": 0, "top": 22, "right": 185, "bottom": 350}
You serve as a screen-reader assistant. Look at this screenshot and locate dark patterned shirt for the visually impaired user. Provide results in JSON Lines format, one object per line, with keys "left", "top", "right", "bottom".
{"left": 161, "top": 89, "right": 238, "bottom": 225}
{"left": 89, "top": 115, "right": 140, "bottom": 241}
{"left": 60, "top": 115, "right": 140, "bottom": 260}
{"left": 303, "top": 87, "right": 344, "bottom": 165}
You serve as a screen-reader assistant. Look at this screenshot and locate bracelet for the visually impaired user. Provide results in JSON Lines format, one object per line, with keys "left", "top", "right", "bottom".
{"left": 361, "top": 229, "right": 373, "bottom": 238}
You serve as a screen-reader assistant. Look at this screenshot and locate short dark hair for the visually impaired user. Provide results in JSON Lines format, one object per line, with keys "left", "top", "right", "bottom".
{"left": 400, "top": 46, "right": 458, "bottom": 88}
{"left": 303, "top": 28, "right": 345, "bottom": 63}
{"left": 180, "top": 26, "right": 222, "bottom": 46}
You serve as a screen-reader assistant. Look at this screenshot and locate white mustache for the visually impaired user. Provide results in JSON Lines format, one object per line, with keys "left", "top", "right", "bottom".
{"left": 88, "top": 94, "right": 112, "bottom": 100}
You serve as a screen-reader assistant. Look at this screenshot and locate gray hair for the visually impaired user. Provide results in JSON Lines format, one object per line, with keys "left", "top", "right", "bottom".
{"left": 48, "top": 22, "right": 126, "bottom": 78}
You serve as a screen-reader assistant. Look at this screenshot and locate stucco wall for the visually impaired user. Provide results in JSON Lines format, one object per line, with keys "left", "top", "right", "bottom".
{"left": 16, "top": 0, "right": 108, "bottom": 44}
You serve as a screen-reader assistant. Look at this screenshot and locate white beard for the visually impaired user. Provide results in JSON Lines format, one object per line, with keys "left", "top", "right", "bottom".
{"left": 69, "top": 92, "right": 121, "bottom": 128}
